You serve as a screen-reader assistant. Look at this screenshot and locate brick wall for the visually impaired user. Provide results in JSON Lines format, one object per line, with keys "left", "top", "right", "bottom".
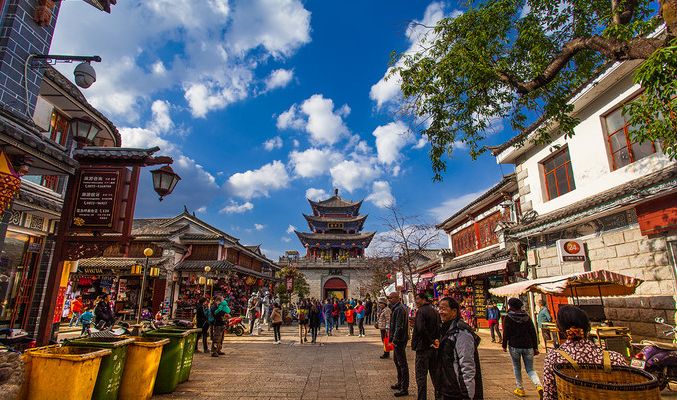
{"left": 301, "top": 267, "right": 375, "bottom": 300}
{"left": 0, "top": 0, "right": 61, "bottom": 116}
{"left": 531, "top": 226, "right": 676, "bottom": 339}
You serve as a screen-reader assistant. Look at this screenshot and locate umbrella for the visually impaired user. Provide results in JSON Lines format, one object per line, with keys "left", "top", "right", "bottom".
{"left": 488, "top": 269, "right": 643, "bottom": 298}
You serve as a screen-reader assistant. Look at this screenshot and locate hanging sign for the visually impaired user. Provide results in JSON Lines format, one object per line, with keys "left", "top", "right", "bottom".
{"left": 556, "top": 239, "right": 586, "bottom": 262}
{"left": 70, "top": 168, "right": 124, "bottom": 231}
{"left": 286, "top": 276, "right": 294, "bottom": 291}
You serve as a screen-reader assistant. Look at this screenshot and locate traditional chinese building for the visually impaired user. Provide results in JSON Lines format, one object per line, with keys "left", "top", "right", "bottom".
{"left": 282, "top": 190, "right": 376, "bottom": 300}
{"left": 295, "top": 189, "right": 375, "bottom": 260}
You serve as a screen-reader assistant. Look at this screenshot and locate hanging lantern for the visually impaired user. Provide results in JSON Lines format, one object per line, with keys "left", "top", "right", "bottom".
{"left": 206, "top": 278, "right": 214, "bottom": 286}
{"left": 130, "top": 263, "right": 142, "bottom": 275}
{"left": 69, "top": 118, "right": 101, "bottom": 146}
{"left": 0, "top": 151, "right": 21, "bottom": 215}
{"left": 256, "top": 278, "right": 263, "bottom": 286}
{"left": 198, "top": 276, "right": 206, "bottom": 285}
{"left": 149, "top": 267, "right": 160, "bottom": 277}
{"left": 150, "top": 165, "right": 181, "bottom": 201}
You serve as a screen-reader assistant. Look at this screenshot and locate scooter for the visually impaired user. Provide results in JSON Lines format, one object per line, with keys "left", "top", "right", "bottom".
{"left": 631, "top": 317, "right": 677, "bottom": 390}
{"left": 225, "top": 316, "right": 245, "bottom": 336}
{"left": 0, "top": 328, "right": 36, "bottom": 352}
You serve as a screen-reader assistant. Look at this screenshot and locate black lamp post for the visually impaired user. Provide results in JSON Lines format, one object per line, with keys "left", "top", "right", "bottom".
{"left": 151, "top": 165, "right": 181, "bottom": 201}
{"left": 136, "top": 247, "right": 154, "bottom": 324}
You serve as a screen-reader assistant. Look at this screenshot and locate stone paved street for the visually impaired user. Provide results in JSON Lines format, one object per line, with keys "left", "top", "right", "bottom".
{"left": 155, "top": 324, "right": 547, "bottom": 400}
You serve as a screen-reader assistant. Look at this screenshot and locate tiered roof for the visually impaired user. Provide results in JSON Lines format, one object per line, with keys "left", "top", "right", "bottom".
{"left": 309, "top": 189, "right": 363, "bottom": 216}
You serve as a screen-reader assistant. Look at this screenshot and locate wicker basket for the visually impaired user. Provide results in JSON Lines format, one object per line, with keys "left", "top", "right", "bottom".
{"left": 554, "top": 350, "right": 661, "bottom": 400}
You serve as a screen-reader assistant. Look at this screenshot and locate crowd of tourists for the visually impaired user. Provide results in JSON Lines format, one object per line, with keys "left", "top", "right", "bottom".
{"left": 378, "top": 293, "right": 627, "bottom": 400}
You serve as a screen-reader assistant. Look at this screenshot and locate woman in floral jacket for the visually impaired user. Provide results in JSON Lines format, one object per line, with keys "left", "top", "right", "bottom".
{"left": 542, "top": 305, "right": 627, "bottom": 400}
{"left": 376, "top": 298, "right": 392, "bottom": 358}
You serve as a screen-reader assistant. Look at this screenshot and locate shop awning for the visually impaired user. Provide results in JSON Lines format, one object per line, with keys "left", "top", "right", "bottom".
{"left": 488, "top": 269, "right": 643, "bottom": 297}
{"left": 420, "top": 272, "right": 435, "bottom": 280}
{"left": 77, "top": 257, "right": 171, "bottom": 270}
{"left": 433, "top": 270, "right": 459, "bottom": 283}
{"left": 457, "top": 260, "right": 509, "bottom": 279}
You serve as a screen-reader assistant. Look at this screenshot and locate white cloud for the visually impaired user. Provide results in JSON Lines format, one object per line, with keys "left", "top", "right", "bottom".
{"left": 263, "top": 136, "right": 283, "bottom": 151}
{"left": 366, "top": 180, "right": 395, "bottom": 208}
{"left": 428, "top": 188, "right": 490, "bottom": 222}
{"left": 220, "top": 200, "right": 255, "bottom": 214}
{"left": 372, "top": 121, "right": 413, "bottom": 165}
{"left": 301, "top": 94, "right": 350, "bottom": 145}
{"left": 226, "top": 160, "right": 290, "bottom": 199}
{"left": 370, "top": 2, "right": 455, "bottom": 109}
{"left": 254, "top": 223, "right": 265, "bottom": 230}
{"left": 276, "top": 104, "right": 306, "bottom": 130}
{"left": 286, "top": 224, "right": 297, "bottom": 234}
{"left": 51, "top": 0, "right": 311, "bottom": 120}
{"left": 292, "top": 139, "right": 300, "bottom": 148}
{"left": 330, "top": 160, "right": 381, "bottom": 193}
{"left": 305, "top": 188, "right": 328, "bottom": 201}
{"left": 413, "top": 137, "right": 427, "bottom": 149}
{"left": 195, "top": 206, "right": 207, "bottom": 213}
{"left": 264, "top": 68, "right": 294, "bottom": 91}
{"left": 281, "top": 237, "right": 292, "bottom": 243}
{"left": 227, "top": 0, "right": 311, "bottom": 57}
{"left": 288, "top": 148, "right": 343, "bottom": 178}
{"left": 150, "top": 100, "right": 173, "bottom": 132}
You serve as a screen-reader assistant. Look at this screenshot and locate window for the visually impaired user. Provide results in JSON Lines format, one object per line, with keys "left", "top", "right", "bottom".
{"left": 451, "top": 211, "right": 504, "bottom": 256}
{"left": 48, "top": 109, "right": 69, "bottom": 146}
{"left": 603, "top": 107, "right": 655, "bottom": 170}
{"left": 542, "top": 147, "right": 575, "bottom": 200}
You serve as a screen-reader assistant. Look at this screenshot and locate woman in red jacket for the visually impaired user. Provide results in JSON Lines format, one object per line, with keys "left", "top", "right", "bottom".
{"left": 345, "top": 305, "right": 356, "bottom": 336}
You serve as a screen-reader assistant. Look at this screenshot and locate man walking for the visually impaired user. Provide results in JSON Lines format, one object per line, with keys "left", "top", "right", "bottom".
{"left": 69, "top": 295, "right": 83, "bottom": 327}
{"left": 210, "top": 295, "right": 230, "bottom": 357}
{"left": 536, "top": 299, "right": 552, "bottom": 346}
{"left": 412, "top": 293, "right": 440, "bottom": 400}
{"left": 388, "top": 291, "right": 410, "bottom": 397}
{"left": 436, "top": 297, "right": 483, "bottom": 399}
{"left": 487, "top": 302, "right": 502, "bottom": 343}
{"left": 365, "top": 297, "right": 374, "bottom": 324}
{"left": 323, "top": 299, "right": 334, "bottom": 335}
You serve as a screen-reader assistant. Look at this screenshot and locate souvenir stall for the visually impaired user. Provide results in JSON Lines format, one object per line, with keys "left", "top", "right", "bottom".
{"left": 434, "top": 278, "right": 477, "bottom": 328}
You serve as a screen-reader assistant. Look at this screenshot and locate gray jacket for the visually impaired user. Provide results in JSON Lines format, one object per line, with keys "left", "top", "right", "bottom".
{"left": 436, "top": 318, "right": 483, "bottom": 399}
{"left": 376, "top": 306, "right": 391, "bottom": 331}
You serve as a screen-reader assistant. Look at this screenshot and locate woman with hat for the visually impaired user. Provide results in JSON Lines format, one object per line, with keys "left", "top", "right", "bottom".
{"left": 541, "top": 305, "right": 626, "bottom": 400}
{"left": 502, "top": 297, "right": 542, "bottom": 398}
{"left": 375, "top": 297, "right": 392, "bottom": 358}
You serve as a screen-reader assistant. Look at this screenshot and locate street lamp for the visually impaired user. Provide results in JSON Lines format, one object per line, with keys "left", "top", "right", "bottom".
{"left": 203, "top": 265, "right": 211, "bottom": 295}
{"left": 136, "top": 247, "right": 154, "bottom": 324}
{"left": 151, "top": 165, "right": 181, "bottom": 201}
{"left": 69, "top": 118, "right": 102, "bottom": 147}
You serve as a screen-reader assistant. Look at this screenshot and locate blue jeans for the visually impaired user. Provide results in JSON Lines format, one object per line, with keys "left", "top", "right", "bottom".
{"left": 69, "top": 312, "right": 81, "bottom": 327}
{"left": 324, "top": 314, "right": 333, "bottom": 334}
{"left": 509, "top": 347, "right": 542, "bottom": 389}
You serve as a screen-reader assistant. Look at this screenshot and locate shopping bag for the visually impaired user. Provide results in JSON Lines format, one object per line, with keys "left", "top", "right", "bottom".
{"left": 383, "top": 334, "right": 395, "bottom": 352}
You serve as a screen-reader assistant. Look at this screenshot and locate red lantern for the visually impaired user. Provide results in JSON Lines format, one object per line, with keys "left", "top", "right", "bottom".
{"left": 0, "top": 151, "right": 21, "bottom": 215}
{"left": 387, "top": 273, "right": 392, "bottom": 279}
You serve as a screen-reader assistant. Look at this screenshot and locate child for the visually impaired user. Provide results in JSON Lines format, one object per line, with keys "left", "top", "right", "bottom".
{"left": 345, "top": 305, "right": 355, "bottom": 336}
{"left": 79, "top": 307, "right": 94, "bottom": 336}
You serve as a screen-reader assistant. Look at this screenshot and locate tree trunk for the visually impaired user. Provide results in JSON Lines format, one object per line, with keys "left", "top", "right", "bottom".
{"left": 662, "top": 0, "right": 677, "bottom": 38}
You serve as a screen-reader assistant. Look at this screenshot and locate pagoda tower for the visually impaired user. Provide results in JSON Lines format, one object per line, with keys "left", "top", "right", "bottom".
{"left": 295, "top": 189, "right": 375, "bottom": 260}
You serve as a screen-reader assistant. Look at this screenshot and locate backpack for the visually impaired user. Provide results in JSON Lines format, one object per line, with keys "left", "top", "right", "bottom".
{"left": 206, "top": 306, "right": 215, "bottom": 324}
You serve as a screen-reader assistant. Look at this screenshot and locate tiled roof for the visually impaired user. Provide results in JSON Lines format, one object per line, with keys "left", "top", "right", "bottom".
{"left": 131, "top": 218, "right": 187, "bottom": 237}
{"left": 16, "top": 181, "right": 63, "bottom": 212}
{"left": 304, "top": 214, "right": 367, "bottom": 223}
{"left": 412, "top": 249, "right": 444, "bottom": 261}
{"left": 295, "top": 231, "right": 376, "bottom": 242}
{"left": 0, "top": 106, "right": 78, "bottom": 170}
{"left": 508, "top": 164, "right": 677, "bottom": 237}
{"left": 77, "top": 256, "right": 171, "bottom": 269}
{"left": 436, "top": 173, "right": 517, "bottom": 229}
{"left": 437, "top": 246, "right": 511, "bottom": 273}
{"left": 43, "top": 66, "right": 122, "bottom": 146}
{"left": 180, "top": 233, "right": 223, "bottom": 241}
{"left": 72, "top": 146, "right": 164, "bottom": 162}
{"left": 309, "top": 190, "right": 362, "bottom": 209}
{"left": 174, "top": 260, "right": 233, "bottom": 272}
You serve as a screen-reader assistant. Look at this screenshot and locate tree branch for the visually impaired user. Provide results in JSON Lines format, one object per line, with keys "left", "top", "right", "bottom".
{"left": 496, "top": 35, "right": 664, "bottom": 95}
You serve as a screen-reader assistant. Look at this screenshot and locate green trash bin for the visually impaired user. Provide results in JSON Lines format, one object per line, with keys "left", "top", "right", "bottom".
{"left": 66, "top": 336, "right": 135, "bottom": 400}
{"left": 144, "top": 329, "right": 190, "bottom": 394}
{"left": 155, "top": 327, "right": 202, "bottom": 383}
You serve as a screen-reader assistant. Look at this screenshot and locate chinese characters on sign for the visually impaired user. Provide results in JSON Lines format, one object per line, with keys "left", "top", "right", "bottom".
{"left": 556, "top": 239, "right": 587, "bottom": 262}
{"left": 71, "top": 170, "right": 121, "bottom": 230}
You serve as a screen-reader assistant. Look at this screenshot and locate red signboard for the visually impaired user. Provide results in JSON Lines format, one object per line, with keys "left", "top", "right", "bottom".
{"left": 636, "top": 195, "right": 677, "bottom": 236}
{"left": 70, "top": 168, "right": 123, "bottom": 231}
{"left": 53, "top": 287, "right": 66, "bottom": 323}
{"left": 286, "top": 276, "right": 294, "bottom": 291}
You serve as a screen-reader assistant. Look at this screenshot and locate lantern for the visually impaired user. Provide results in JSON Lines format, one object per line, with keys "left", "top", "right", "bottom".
{"left": 149, "top": 267, "right": 160, "bottom": 277}
{"left": 206, "top": 278, "right": 214, "bottom": 286}
{"left": 143, "top": 248, "right": 154, "bottom": 257}
{"left": 0, "top": 151, "right": 21, "bottom": 215}
{"left": 198, "top": 276, "right": 206, "bottom": 285}
{"left": 256, "top": 278, "right": 263, "bottom": 286}
{"left": 150, "top": 165, "right": 181, "bottom": 201}
{"left": 130, "top": 263, "right": 142, "bottom": 275}
{"left": 69, "top": 118, "right": 101, "bottom": 146}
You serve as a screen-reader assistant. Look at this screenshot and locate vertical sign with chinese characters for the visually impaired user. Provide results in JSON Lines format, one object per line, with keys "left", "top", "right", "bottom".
{"left": 71, "top": 169, "right": 122, "bottom": 231}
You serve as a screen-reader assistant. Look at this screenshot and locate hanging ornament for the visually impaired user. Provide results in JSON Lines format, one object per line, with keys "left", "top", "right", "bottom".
{"left": 0, "top": 151, "right": 21, "bottom": 215}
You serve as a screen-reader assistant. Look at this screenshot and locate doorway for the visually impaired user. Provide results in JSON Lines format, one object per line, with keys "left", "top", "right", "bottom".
{"left": 324, "top": 277, "right": 347, "bottom": 300}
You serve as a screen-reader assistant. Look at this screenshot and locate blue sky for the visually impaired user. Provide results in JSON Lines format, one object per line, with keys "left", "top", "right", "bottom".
{"left": 51, "top": 0, "right": 514, "bottom": 259}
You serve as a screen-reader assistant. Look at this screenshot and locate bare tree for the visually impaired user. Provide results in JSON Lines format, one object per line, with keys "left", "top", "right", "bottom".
{"left": 377, "top": 204, "right": 441, "bottom": 293}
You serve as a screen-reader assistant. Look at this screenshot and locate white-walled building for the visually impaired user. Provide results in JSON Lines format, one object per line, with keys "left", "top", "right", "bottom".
{"left": 490, "top": 59, "right": 677, "bottom": 339}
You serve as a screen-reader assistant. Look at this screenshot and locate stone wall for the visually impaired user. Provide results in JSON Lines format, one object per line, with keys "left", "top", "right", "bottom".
{"left": 530, "top": 226, "right": 676, "bottom": 340}
{"left": 301, "top": 267, "right": 375, "bottom": 300}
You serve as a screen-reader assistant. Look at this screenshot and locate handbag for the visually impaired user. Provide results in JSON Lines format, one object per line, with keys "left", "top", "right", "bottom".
{"left": 383, "top": 334, "right": 395, "bottom": 352}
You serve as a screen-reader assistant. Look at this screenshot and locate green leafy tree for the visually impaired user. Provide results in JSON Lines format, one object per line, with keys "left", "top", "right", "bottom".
{"left": 393, "top": 0, "right": 676, "bottom": 180}
{"left": 276, "top": 265, "right": 310, "bottom": 303}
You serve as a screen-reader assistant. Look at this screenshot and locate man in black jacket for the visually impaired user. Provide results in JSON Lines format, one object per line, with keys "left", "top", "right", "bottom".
{"left": 388, "top": 291, "right": 410, "bottom": 397}
{"left": 412, "top": 293, "right": 440, "bottom": 400}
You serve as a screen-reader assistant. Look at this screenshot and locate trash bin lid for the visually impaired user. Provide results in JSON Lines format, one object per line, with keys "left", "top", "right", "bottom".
{"left": 29, "top": 346, "right": 111, "bottom": 361}
{"left": 68, "top": 336, "right": 136, "bottom": 348}
{"left": 128, "top": 336, "right": 170, "bottom": 348}
{"left": 144, "top": 330, "right": 191, "bottom": 338}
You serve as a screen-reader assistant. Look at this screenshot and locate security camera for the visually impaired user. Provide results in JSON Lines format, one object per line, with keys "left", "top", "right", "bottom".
{"left": 74, "top": 62, "right": 96, "bottom": 88}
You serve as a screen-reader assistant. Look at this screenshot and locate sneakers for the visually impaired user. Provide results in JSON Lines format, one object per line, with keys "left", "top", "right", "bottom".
{"left": 513, "top": 388, "right": 526, "bottom": 397}
{"left": 537, "top": 386, "right": 544, "bottom": 399}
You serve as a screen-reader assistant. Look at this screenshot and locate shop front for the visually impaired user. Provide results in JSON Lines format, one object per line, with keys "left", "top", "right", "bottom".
{"left": 63, "top": 257, "right": 171, "bottom": 322}
{"left": 173, "top": 260, "right": 275, "bottom": 319}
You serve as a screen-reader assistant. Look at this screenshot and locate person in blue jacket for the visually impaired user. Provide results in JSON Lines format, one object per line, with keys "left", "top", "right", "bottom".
{"left": 487, "top": 302, "right": 502, "bottom": 342}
